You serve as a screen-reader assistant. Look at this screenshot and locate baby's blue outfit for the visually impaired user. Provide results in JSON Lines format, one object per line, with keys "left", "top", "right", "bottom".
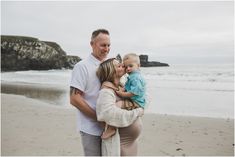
{"left": 125, "top": 70, "right": 146, "bottom": 108}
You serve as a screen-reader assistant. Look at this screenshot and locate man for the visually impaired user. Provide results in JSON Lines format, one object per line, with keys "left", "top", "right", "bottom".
{"left": 70, "top": 29, "right": 110, "bottom": 156}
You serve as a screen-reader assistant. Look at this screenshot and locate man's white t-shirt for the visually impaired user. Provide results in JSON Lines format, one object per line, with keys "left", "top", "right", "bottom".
{"left": 70, "top": 54, "right": 103, "bottom": 136}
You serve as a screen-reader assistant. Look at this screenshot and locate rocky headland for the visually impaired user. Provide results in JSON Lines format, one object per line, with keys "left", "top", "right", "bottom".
{"left": 1, "top": 35, "right": 169, "bottom": 71}
{"left": 1, "top": 35, "right": 81, "bottom": 71}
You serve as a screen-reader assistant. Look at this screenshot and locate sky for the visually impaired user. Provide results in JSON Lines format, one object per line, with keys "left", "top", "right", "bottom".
{"left": 1, "top": 1, "right": 234, "bottom": 64}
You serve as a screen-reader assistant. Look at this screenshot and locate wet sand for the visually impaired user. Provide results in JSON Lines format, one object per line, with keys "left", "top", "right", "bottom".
{"left": 1, "top": 93, "right": 234, "bottom": 156}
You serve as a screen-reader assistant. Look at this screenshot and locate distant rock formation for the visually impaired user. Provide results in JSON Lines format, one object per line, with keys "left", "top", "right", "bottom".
{"left": 1, "top": 35, "right": 81, "bottom": 71}
{"left": 115, "top": 54, "right": 122, "bottom": 63}
{"left": 139, "top": 55, "right": 169, "bottom": 67}
{"left": 116, "top": 54, "right": 169, "bottom": 67}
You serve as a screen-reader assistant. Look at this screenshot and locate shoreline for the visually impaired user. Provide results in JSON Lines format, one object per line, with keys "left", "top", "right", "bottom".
{"left": 1, "top": 81, "right": 70, "bottom": 107}
{"left": 1, "top": 93, "right": 234, "bottom": 156}
{"left": 1, "top": 81, "right": 234, "bottom": 119}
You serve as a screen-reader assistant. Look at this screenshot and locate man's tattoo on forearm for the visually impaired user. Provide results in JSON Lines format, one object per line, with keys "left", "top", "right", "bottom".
{"left": 70, "top": 87, "right": 83, "bottom": 96}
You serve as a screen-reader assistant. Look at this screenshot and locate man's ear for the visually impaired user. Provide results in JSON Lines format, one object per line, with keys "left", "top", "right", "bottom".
{"left": 90, "top": 41, "right": 93, "bottom": 46}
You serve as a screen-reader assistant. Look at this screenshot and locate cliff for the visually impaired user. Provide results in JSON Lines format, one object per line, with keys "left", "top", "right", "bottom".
{"left": 1, "top": 35, "right": 81, "bottom": 71}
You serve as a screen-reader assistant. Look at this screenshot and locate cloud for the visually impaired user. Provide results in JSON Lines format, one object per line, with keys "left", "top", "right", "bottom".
{"left": 1, "top": 1, "right": 233, "bottom": 61}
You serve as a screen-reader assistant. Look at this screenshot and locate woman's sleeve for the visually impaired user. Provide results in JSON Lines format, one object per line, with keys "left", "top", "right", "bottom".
{"left": 96, "top": 88, "right": 143, "bottom": 127}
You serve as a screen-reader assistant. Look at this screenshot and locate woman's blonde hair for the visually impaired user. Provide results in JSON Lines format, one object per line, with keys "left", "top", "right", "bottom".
{"left": 96, "top": 58, "right": 117, "bottom": 85}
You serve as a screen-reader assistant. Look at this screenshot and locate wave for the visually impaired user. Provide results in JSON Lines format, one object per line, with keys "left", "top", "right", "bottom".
{"left": 153, "top": 86, "right": 234, "bottom": 92}
{"left": 1, "top": 64, "right": 233, "bottom": 89}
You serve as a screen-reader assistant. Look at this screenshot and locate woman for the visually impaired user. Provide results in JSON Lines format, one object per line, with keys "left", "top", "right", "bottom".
{"left": 96, "top": 58, "right": 144, "bottom": 156}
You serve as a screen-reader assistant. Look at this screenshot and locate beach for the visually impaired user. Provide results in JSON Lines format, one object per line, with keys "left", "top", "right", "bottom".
{"left": 1, "top": 93, "right": 234, "bottom": 156}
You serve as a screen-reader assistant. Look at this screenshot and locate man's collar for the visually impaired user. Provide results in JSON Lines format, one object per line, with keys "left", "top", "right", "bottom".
{"left": 89, "top": 53, "right": 101, "bottom": 66}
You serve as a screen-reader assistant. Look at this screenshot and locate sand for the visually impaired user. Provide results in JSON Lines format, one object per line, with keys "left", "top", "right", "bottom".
{"left": 1, "top": 93, "right": 234, "bottom": 156}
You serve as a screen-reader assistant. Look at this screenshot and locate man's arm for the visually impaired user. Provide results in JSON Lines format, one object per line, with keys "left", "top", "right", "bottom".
{"left": 70, "top": 87, "right": 97, "bottom": 121}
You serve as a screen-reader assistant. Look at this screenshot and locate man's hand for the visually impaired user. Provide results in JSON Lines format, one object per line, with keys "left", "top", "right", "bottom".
{"left": 99, "top": 122, "right": 106, "bottom": 129}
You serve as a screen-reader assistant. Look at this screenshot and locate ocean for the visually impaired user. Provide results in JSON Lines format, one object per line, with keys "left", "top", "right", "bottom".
{"left": 1, "top": 64, "right": 234, "bottom": 119}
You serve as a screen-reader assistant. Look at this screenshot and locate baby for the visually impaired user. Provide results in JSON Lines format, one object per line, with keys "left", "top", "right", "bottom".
{"left": 101, "top": 53, "right": 146, "bottom": 139}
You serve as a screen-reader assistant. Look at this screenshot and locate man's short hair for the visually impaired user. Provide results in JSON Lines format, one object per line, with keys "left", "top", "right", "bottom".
{"left": 91, "top": 29, "right": 109, "bottom": 41}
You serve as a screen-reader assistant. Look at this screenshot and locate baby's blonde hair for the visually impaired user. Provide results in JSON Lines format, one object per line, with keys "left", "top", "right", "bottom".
{"left": 123, "top": 53, "right": 140, "bottom": 65}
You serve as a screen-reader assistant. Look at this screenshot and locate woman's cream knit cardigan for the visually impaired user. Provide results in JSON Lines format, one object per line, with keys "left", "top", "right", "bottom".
{"left": 96, "top": 87, "right": 143, "bottom": 156}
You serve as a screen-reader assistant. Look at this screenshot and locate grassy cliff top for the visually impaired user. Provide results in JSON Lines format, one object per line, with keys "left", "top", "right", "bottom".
{"left": 1, "top": 35, "right": 39, "bottom": 42}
